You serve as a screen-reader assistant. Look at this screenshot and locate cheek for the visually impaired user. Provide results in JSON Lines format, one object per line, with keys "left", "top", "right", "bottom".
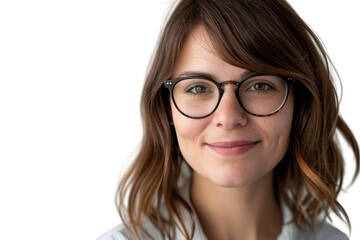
{"left": 171, "top": 101, "right": 206, "bottom": 143}
{"left": 259, "top": 94, "right": 294, "bottom": 151}
{"left": 171, "top": 102, "right": 208, "bottom": 156}
{"left": 279, "top": 92, "right": 294, "bottom": 137}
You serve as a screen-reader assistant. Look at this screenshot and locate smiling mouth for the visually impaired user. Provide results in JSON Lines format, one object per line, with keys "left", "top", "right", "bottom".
{"left": 206, "top": 140, "right": 260, "bottom": 156}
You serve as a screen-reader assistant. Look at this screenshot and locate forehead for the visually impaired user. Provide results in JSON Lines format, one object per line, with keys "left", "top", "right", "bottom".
{"left": 172, "top": 25, "right": 249, "bottom": 81}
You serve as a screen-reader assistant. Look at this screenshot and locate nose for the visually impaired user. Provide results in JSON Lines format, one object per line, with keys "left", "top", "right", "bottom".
{"left": 212, "top": 83, "right": 248, "bottom": 129}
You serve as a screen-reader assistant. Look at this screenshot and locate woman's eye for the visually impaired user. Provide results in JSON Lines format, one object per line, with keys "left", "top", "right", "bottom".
{"left": 187, "top": 85, "right": 209, "bottom": 94}
{"left": 249, "top": 82, "right": 272, "bottom": 91}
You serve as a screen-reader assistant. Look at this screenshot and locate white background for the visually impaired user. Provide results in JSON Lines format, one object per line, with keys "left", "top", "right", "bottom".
{"left": 0, "top": 1, "right": 359, "bottom": 239}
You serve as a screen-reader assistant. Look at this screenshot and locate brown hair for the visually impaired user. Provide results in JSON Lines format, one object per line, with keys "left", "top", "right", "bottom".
{"left": 116, "top": 0, "right": 360, "bottom": 239}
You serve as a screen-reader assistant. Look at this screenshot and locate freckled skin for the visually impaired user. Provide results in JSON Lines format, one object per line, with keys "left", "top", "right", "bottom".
{"left": 171, "top": 25, "right": 294, "bottom": 188}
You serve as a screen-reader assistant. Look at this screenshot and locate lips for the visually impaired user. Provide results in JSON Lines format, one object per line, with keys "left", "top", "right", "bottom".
{"left": 206, "top": 140, "right": 259, "bottom": 156}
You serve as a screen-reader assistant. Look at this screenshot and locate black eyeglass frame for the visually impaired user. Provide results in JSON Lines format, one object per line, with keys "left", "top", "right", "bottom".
{"left": 164, "top": 73, "right": 296, "bottom": 119}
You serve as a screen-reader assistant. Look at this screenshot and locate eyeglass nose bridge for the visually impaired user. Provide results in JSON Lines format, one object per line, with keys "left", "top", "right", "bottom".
{"left": 218, "top": 80, "right": 240, "bottom": 98}
{"left": 216, "top": 80, "right": 242, "bottom": 111}
{"left": 219, "top": 80, "right": 239, "bottom": 89}
{"left": 218, "top": 80, "right": 242, "bottom": 101}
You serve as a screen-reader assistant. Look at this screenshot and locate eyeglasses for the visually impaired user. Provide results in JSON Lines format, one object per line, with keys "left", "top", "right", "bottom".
{"left": 164, "top": 73, "right": 295, "bottom": 119}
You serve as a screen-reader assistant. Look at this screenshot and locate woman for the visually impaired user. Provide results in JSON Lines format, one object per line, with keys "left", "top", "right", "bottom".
{"left": 99, "top": 0, "right": 359, "bottom": 239}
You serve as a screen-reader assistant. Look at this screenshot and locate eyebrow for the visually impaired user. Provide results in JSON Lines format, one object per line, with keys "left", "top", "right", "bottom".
{"left": 177, "top": 69, "right": 256, "bottom": 81}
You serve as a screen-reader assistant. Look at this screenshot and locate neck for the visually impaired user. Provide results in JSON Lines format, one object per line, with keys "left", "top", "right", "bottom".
{"left": 190, "top": 171, "right": 282, "bottom": 240}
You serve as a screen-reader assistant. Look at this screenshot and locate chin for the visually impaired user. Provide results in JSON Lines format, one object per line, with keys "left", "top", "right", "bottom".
{"left": 208, "top": 164, "right": 274, "bottom": 188}
{"left": 209, "top": 171, "right": 256, "bottom": 188}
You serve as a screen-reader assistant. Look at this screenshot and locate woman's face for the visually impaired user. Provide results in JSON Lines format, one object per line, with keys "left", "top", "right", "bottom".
{"left": 171, "top": 25, "right": 294, "bottom": 187}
